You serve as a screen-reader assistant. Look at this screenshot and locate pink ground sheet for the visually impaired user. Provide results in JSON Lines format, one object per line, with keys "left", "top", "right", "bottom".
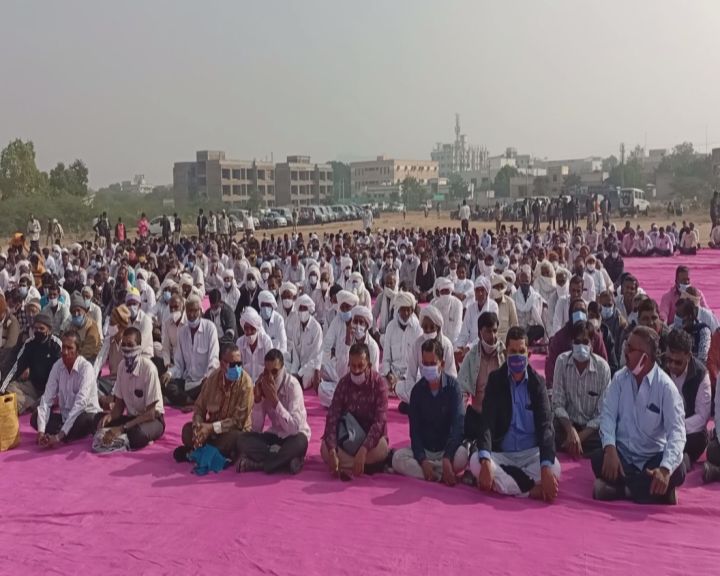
{"left": 1, "top": 252, "right": 720, "bottom": 575}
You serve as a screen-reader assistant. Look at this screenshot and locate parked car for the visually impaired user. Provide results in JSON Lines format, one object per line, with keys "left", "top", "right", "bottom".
{"left": 228, "top": 214, "right": 243, "bottom": 234}
{"left": 148, "top": 216, "right": 174, "bottom": 236}
{"left": 298, "top": 206, "right": 324, "bottom": 225}
{"left": 273, "top": 207, "right": 295, "bottom": 225}
{"left": 229, "top": 209, "right": 260, "bottom": 229}
{"left": 330, "top": 205, "right": 348, "bottom": 221}
{"left": 318, "top": 205, "right": 336, "bottom": 223}
{"left": 618, "top": 187, "right": 650, "bottom": 217}
{"left": 259, "top": 210, "right": 288, "bottom": 228}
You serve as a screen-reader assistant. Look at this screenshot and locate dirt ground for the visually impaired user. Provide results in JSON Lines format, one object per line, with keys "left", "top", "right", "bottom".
{"left": 10, "top": 209, "right": 715, "bottom": 248}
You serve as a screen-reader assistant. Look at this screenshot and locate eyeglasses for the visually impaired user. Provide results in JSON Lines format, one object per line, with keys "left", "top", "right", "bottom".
{"left": 228, "top": 361, "right": 242, "bottom": 368}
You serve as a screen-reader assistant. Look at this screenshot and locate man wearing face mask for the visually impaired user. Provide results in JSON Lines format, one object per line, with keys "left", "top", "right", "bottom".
{"left": 546, "top": 299, "right": 607, "bottom": 388}
{"left": 235, "top": 349, "right": 310, "bottom": 474}
{"left": 469, "top": 326, "right": 561, "bottom": 501}
{"left": 3, "top": 311, "right": 62, "bottom": 414}
{"left": 32, "top": 331, "right": 103, "bottom": 447}
{"left": 167, "top": 295, "right": 220, "bottom": 408}
{"left": 382, "top": 291, "right": 422, "bottom": 395}
{"left": 659, "top": 266, "right": 707, "bottom": 325}
{"left": 41, "top": 283, "right": 70, "bottom": 336}
{"left": 455, "top": 276, "right": 499, "bottom": 358}
{"left": 489, "top": 274, "right": 517, "bottom": 344}
{"left": 303, "top": 264, "right": 320, "bottom": 297}
{"left": 160, "top": 295, "right": 185, "bottom": 381}
{"left": 126, "top": 290, "right": 154, "bottom": 359}
{"left": 414, "top": 251, "right": 436, "bottom": 303}
{"left": 287, "top": 295, "right": 322, "bottom": 390}
{"left": 322, "top": 343, "right": 389, "bottom": 480}
{"left": 340, "top": 256, "right": 354, "bottom": 290}
{"left": 552, "top": 321, "right": 610, "bottom": 459}
{"left": 430, "top": 277, "right": 463, "bottom": 346}
{"left": 258, "top": 262, "right": 273, "bottom": 291}
{"left": 285, "top": 250, "right": 305, "bottom": 288}
{"left": 348, "top": 271, "right": 371, "bottom": 309}
{"left": 217, "top": 270, "right": 241, "bottom": 313}
{"left": 68, "top": 294, "right": 101, "bottom": 362}
{"left": 176, "top": 342, "right": 253, "bottom": 462}
{"left": 134, "top": 269, "right": 156, "bottom": 315}
{"left": 459, "top": 312, "right": 506, "bottom": 441}
{"left": 152, "top": 279, "right": 176, "bottom": 327}
{"left": 311, "top": 272, "right": 334, "bottom": 332}
{"left": 393, "top": 339, "right": 468, "bottom": 485}
{"left": 278, "top": 282, "right": 298, "bottom": 323}
{"left": 322, "top": 290, "right": 358, "bottom": 369}
{"left": 96, "top": 327, "right": 165, "bottom": 451}
{"left": 593, "top": 326, "right": 686, "bottom": 504}
{"left": 80, "top": 285, "right": 103, "bottom": 342}
{"left": 235, "top": 269, "right": 261, "bottom": 322}
{"left": 204, "top": 289, "right": 237, "bottom": 342}
{"left": 551, "top": 275, "right": 585, "bottom": 337}
{"left": 236, "top": 307, "right": 274, "bottom": 383}
{"left": 319, "top": 306, "right": 379, "bottom": 408}
{"left": 512, "top": 266, "right": 547, "bottom": 346}
{"left": 399, "top": 247, "right": 419, "bottom": 291}
{"left": 372, "top": 271, "right": 399, "bottom": 342}
{"left": 257, "top": 290, "right": 287, "bottom": 353}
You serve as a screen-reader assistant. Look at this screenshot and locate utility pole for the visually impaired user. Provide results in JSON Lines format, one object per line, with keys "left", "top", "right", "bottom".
{"left": 620, "top": 142, "right": 625, "bottom": 188}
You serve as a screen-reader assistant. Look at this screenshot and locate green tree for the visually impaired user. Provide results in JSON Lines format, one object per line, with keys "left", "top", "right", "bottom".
{"left": 607, "top": 160, "right": 644, "bottom": 188}
{"left": 448, "top": 172, "right": 469, "bottom": 201}
{"left": 47, "top": 159, "right": 89, "bottom": 197}
{"left": 533, "top": 175, "right": 549, "bottom": 196}
{"left": 602, "top": 155, "right": 619, "bottom": 171}
{"left": 563, "top": 173, "right": 582, "bottom": 188}
{"left": 493, "top": 165, "right": 519, "bottom": 197}
{"left": 0, "top": 139, "right": 42, "bottom": 199}
{"left": 246, "top": 186, "right": 263, "bottom": 212}
{"left": 401, "top": 176, "right": 427, "bottom": 209}
{"left": 329, "top": 161, "right": 351, "bottom": 202}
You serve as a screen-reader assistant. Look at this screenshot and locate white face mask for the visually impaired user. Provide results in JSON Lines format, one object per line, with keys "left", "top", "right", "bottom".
{"left": 282, "top": 298, "right": 294, "bottom": 310}
{"left": 422, "top": 331, "right": 437, "bottom": 341}
{"left": 320, "top": 281, "right": 329, "bottom": 291}
{"left": 350, "top": 371, "right": 366, "bottom": 385}
{"left": 171, "top": 311, "right": 182, "bottom": 324}
{"left": 309, "top": 275, "right": 318, "bottom": 287}
{"left": 224, "top": 281, "right": 232, "bottom": 290}
{"left": 246, "top": 280, "right": 257, "bottom": 291}
{"left": 245, "top": 332, "right": 258, "bottom": 345}
{"left": 261, "top": 272, "right": 270, "bottom": 281}
{"left": 352, "top": 324, "right": 367, "bottom": 339}
{"left": 137, "top": 279, "right": 147, "bottom": 291}
{"left": 299, "top": 310, "right": 310, "bottom": 323}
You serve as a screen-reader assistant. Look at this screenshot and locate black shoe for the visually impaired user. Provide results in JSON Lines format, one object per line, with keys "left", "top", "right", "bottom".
{"left": 173, "top": 446, "right": 191, "bottom": 463}
{"left": 398, "top": 402, "right": 409, "bottom": 415}
{"left": 364, "top": 461, "right": 386, "bottom": 475}
{"left": 461, "top": 470, "right": 477, "bottom": 487}
{"left": 288, "top": 457, "right": 304, "bottom": 475}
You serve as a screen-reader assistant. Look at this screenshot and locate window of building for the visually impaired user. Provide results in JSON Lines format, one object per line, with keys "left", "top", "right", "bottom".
{"left": 222, "top": 185, "right": 231, "bottom": 196}
{"left": 257, "top": 169, "right": 265, "bottom": 180}
{"left": 270, "top": 170, "right": 274, "bottom": 180}
{"left": 222, "top": 169, "right": 231, "bottom": 180}
{"left": 232, "top": 169, "right": 241, "bottom": 180}
{"left": 292, "top": 185, "right": 298, "bottom": 196}
{"left": 291, "top": 171, "right": 298, "bottom": 180}
{"left": 268, "top": 185, "right": 274, "bottom": 195}
{"left": 258, "top": 185, "right": 265, "bottom": 194}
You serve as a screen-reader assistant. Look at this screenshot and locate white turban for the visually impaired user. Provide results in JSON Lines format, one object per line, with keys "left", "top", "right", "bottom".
{"left": 503, "top": 270, "right": 516, "bottom": 284}
{"left": 340, "top": 256, "right": 353, "bottom": 270}
{"left": 490, "top": 273, "right": 507, "bottom": 289}
{"left": 351, "top": 306, "right": 373, "bottom": 325}
{"left": 280, "top": 282, "right": 298, "bottom": 296}
{"left": 349, "top": 272, "right": 364, "bottom": 287}
{"left": 260, "top": 261, "right": 272, "bottom": 272}
{"left": 180, "top": 273, "right": 194, "bottom": 287}
{"left": 420, "top": 305, "right": 444, "bottom": 331}
{"left": 336, "top": 290, "right": 359, "bottom": 308}
{"left": 435, "top": 277, "right": 454, "bottom": 292}
{"left": 474, "top": 276, "right": 490, "bottom": 292}
{"left": 240, "top": 307, "right": 262, "bottom": 331}
{"left": 519, "top": 264, "right": 532, "bottom": 278}
{"left": 223, "top": 269, "right": 235, "bottom": 280}
{"left": 258, "top": 290, "right": 277, "bottom": 309}
{"left": 393, "top": 291, "right": 416, "bottom": 310}
{"left": 296, "top": 294, "right": 315, "bottom": 314}
{"left": 246, "top": 267, "right": 261, "bottom": 281}
{"left": 307, "top": 264, "right": 320, "bottom": 277}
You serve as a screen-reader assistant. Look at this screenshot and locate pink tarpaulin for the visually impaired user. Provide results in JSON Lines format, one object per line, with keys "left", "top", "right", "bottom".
{"left": 2, "top": 253, "right": 720, "bottom": 575}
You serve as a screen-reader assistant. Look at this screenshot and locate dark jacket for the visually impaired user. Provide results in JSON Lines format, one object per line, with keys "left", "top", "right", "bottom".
{"left": 204, "top": 303, "right": 238, "bottom": 341}
{"left": 681, "top": 357, "right": 706, "bottom": 418}
{"left": 603, "top": 254, "right": 624, "bottom": 285}
{"left": 14, "top": 334, "right": 62, "bottom": 394}
{"left": 477, "top": 363, "right": 556, "bottom": 465}
{"left": 234, "top": 287, "right": 260, "bottom": 329}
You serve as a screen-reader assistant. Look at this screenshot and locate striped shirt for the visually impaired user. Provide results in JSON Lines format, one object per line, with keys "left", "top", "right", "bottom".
{"left": 552, "top": 350, "right": 611, "bottom": 428}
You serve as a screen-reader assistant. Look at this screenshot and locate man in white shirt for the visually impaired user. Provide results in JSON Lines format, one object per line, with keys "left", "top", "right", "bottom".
{"left": 135, "top": 269, "right": 156, "bottom": 314}
{"left": 285, "top": 251, "right": 305, "bottom": 288}
{"left": 455, "top": 276, "right": 499, "bottom": 358}
{"left": 287, "top": 294, "right": 323, "bottom": 390}
{"left": 512, "top": 266, "right": 547, "bottom": 344}
{"left": 430, "top": 277, "right": 463, "bottom": 345}
{"left": 663, "top": 329, "right": 711, "bottom": 467}
{"left": 236, "top": 307, "right": 274, "bottom": 383}
{"left": 96, "top": 327, "right": 165, "bottom": 451}
{"left": 126, "top": 290, "right": 154, "bottom": 359}
{"left": 32, "top": 331, "right": 103, "bottom": 446}
{"left": 236, "top": 349, "right": 310, "bottom": 474}
{"left": 167, "top": 295, "right": 220, "bottom": 408}
{"left": 161, "top": 294, "right": 185, "bottom": 376}
{"left": 221, "top": 270, "right": 241, "bottom": 312}
{"left": 654, "top": 227, "right": 674, "bottom": 257}
{"left": 383, "top": 291, "right": 423, "bottom": 395}
{"left": 258, "top": 290, "right": 287, "bottom": 353}
{"left": 458, "top": 199, "right": 471, "bottom": 233}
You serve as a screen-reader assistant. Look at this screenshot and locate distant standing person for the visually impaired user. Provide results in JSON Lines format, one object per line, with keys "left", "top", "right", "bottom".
{"left": 459, "top": 199, "right": 471, "bottom": 234}
{"left": 115, "top": 217, "right": 126, "bottom": 242}
{"left": 403, "top": 204, "right": 407, "bottom": 221}
{"left": 45, "top": 218, "right": 53, "bottom": 247}
{"left": 137, "top": 213, "right": 149, "bottom": 240}
{"left": 197, "top": 208, "right": 208, "bottom": 239}
{"left": 50, "top": 219, "right": 64, "bottom": 246}
{"left": 161, "top": 214, "right": 171, "bottom": 243}
{"left": 27, "top": 214, "right": 41, "bottom": 254}
{"left": 424, "top": 204, "right": 429, "bottom": 218}
{"left": 363, "top": 206, "right": 374, "bottom": 230}
{"left": 244, "top": 210, "right": 256, "bottom": 238}
{"left": 292, "top": 208, "right": 298, "bottom": 232}
{"left": 173, "top": 213, "right": 182, "bottom": 244}
{"left": 494, "top": 202, "right": 502, "bottom": 234}
{"left": 95, "top": 211, "right": 111, "bottom": 247}
{"left": 711, "top": 190, "right": 719, "bottom": 229}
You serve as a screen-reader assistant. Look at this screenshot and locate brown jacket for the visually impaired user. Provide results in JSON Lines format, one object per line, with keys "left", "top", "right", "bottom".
{"left": 192, "top": 367, "right": 254, "bottom": 434}
{"left": 76, "top": 316, "right": 102, "bottom": 361}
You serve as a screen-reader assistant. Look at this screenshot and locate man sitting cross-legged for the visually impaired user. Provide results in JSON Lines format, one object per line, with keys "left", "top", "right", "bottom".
{"left": 392, "top": 339, "right": 468, "bottom": 485}
{"left": 235, "top": 349, "right": 311, "bottom": 475}
{"left": 469, "top": 326, "right": 561, "bottom": 501}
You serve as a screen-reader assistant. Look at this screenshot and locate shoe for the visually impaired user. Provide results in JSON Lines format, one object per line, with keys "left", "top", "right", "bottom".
{"left": 173, "top": 446, "right": 190, "bottom": 463}
{"left": 666, "top": 488, "right": 678, "bottom": 505}
{"left": 461, "top": 470, "right": 477, "bottom": 487}
{"left": 288, "top": 457, "right": 304, "bottom": 475}
{"left": 682, "top": 453, "right": 691, "bottom": 473}
{"left": 592, "top": 478, "right": 621, "bottom": 501}
{"left": 236, "top": 456, "right": 264, "bottom": 473}
{"left": 398, "top": 402, "right": 409, "bottom": 415}
{"left": 702, "top": 462, "right": 720, "bottom": 484}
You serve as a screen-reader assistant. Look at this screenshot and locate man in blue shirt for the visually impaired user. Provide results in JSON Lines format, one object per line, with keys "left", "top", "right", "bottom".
{"left": 392, "top": 339, "right": 468, "bottom": 485}
{"left": 469, "top": 326, "right": 561, "bottom": 501}
{"left": 592, "top": 326, "right": 687, "bottom": 504}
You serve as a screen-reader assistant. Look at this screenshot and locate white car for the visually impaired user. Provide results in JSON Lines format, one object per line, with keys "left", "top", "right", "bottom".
{"left": 618, "top": 188, "right": 650, "bottom": 217}
{"left": 148, "top": 216, "right": 175, "bottom": 236}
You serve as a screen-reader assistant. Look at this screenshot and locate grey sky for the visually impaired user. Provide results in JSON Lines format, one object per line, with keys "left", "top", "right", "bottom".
{"left": 2, "top": 0, "right": 720, "bottom": 187}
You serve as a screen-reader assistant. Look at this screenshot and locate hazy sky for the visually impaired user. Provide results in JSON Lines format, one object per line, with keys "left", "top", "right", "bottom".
{"left": 2, "top": 0, "right": 720, "bottom": 187}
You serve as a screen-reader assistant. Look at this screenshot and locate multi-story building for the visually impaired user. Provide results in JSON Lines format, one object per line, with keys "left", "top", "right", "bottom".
{"left": 431, "top": 114, "right": 487, "bottom": 177}
{"left": 274, "top": 156, "right": 333, "bottom": 207}
{"left": 173, "top": 150, "right": 275, "bottom": 207}
{"left": 120, "top": 175, "right": 153, "bottom": 195}
{"left": 350, "top": 156, "right": 439, "bottom": 196}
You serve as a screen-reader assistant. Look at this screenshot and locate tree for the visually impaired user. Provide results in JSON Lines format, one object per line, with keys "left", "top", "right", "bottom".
{"left": 0, "top": 139, "right": 42, "bottom": 199}
{"left": 493, "top": 165, "right": 519, "bottom": 198}
{"left": 401, "top": 176, "right": 427, "bottom": 209}
{"left": 607, "top": 160, "right": 644, "bottom": 188}
{"left": 533, "top": 175, "right": 550, "bottom": 196}
{"left": 563, "top": 173, "right": 582, "bottom": 188}
{"left": 448, "top": 172, "right": 469, "bottom": 201}
{"left": 329, "top": 161, "right": 351, "bottom": 202}
{"left": 602, "top": 155, "right": 619, "bottom": 171}
{"left": 47, "top": 159, "right": 89, "bottom": 197}
{"left": 246, "top": 186, "right": 263, "bottom": 213}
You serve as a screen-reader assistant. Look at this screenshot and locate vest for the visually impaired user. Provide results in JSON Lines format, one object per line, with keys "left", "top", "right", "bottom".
{"left": 681, "top": 356, "right": 706, "bottom": 418}
{"left": 690, "top": 322, "right": 709, "bottom": 357}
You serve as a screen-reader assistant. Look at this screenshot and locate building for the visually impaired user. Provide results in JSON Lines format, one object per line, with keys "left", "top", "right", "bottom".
{"left": 538, "top": 157, "right": 603, "bottom": 174}
{"left": 120, "top": 175, "right": 153, "bottom": 195}
{"left": 274, "top": 156, "right": 333, "bottom": 207}
{"left": 546, "top": 165, "right": 570, "bottom": 196}
{"left": 173, "top": 150, "right": 275, "bottom": 207}
{"left": 350, "top": 156, "right": 439, "bottom": 197}
{"left": 431, "top": 114, "right": 487, "bottom": 177}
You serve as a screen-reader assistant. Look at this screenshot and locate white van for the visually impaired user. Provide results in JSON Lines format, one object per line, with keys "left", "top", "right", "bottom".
{"left": 618, "top": 188, "right": 650, "bottom": 217}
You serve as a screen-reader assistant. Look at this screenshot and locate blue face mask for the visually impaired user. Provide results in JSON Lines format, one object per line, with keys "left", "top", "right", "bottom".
{"left": 571, "top": 310, "right": 587, "bottom": 325}
{"left": 420, "top": 364, "right": 441, "bottom": 382}
{"left": 225, "top": 365, "right": 242, "bottom": 382}
{"left": 187, "top": 317, "right": 201, "bottom": 329}
{"left": 187, "top": 262, "right": 195, "bottom": 271}
{"left": 673, "top": 315, "right": 684, "bottom": 329}
{"left": 260, "top": 306, "right": 273, "bottom": 321}
{"left": 572, "top": 343, "right": 591, "bottom": 362}
{"left": 600, "top": 305, "right": 614, "bottom": 320}
{"left": 678, "top": 283, "right": 690, "bottom": 292}
{"left": 339, "top": 310, "right": 352, "bottom": 323}
{"left": 507, "top": 354, "right": 527, "bottom": 375}
{"left": 71, "top": 314, "right": 85, "bottom": 327}
{"left": 163, "top": 290, "right": 172, "bottom": 303}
